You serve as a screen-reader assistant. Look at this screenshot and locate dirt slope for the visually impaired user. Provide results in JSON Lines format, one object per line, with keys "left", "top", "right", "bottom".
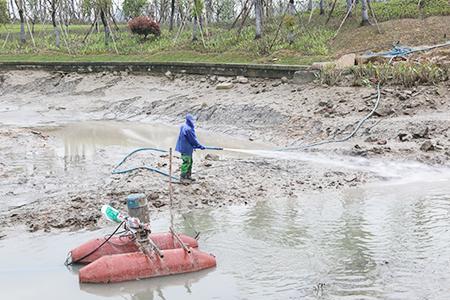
{"left": 332, "top": 16, "right": 450, "bottom": 56}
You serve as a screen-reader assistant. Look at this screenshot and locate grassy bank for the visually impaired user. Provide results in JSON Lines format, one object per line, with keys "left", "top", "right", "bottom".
{"left": 0, "top": 52, "right": 326, "bottom": 65}
{"left": 0, "top": 0, "right": 449, "bottom": 65}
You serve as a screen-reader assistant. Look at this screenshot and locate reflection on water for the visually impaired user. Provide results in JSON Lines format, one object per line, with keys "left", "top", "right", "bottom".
{"left": 51, "top": 121, "right": 271, "bottom": 161}
{"left": 81, "top": 269, "right": 216, "bottom": 300}
{"left": 1, "top": 180, "right": 450, "bottom": 300}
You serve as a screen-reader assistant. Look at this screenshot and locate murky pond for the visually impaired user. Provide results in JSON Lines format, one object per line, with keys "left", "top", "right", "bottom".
{"left": 52, "top": 120, "right": 271, "bottom": 158}
{"left": 2, "top": 179, "right": 450, "bottom": 300}
{"left": 0, "top": 120, "right": 271, "bottom": 212}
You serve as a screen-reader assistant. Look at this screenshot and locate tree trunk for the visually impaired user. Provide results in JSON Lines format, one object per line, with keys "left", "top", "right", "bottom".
{"left": 346, "top": 0, "right": 353, "bottom": 17}
{"left": 307, "top": 0, "right": 312, "bottom": 11}
{"left": 100, "top": 9, "right": 109, "bottom": 45}
{"left": 287, "top": 0, "right": 295, "bottom": 44}
{"left": 205, "top": 0, "right": 212, "bottom": 23}
{"left": 9, "top": 0, "right": 16, "bottom": 20}
{"left": 319, "top": 0, "right": 324, "bottom": 15}
{"left": 16, "top": 0, "right": 26, "bottom": 44}
{"left": 70, "top": 0, "right": 76, "bottom": 20}
{"left": 169, "top": 0, "right": 175, "bottom": 31}
{"left": 265, "top": 0, "right": 272, "bottom": 18}
{"left": 158, "top": 0, "right": 167, "bottom": 24}
{"left": 254, "top": 0, "right": 262, "bottom": 39}
{"left": 361, "top": 0, "right": 370, "bottom": 25}
{"left": 192, "top": 15, "right": 198, "bottom": 41}
{"left": 51, "top": 3, "right": 60, "bottom": 48}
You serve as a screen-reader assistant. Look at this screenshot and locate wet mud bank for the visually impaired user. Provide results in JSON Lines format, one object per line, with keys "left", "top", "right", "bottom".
{"left": 0, "top": 70, "right": 449, "bottom": 235}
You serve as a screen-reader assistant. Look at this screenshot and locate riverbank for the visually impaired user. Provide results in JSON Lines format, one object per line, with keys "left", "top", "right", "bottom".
{"left": 0, "top": 69, "right": 449, "bottom": 234}
{"left": 1, "top": 13, "right": 449, "bottom": 66}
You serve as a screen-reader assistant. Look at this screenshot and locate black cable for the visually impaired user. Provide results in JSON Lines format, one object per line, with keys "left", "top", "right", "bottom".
{"left": 65, "top": 221, "right": 125, "bottom": 266}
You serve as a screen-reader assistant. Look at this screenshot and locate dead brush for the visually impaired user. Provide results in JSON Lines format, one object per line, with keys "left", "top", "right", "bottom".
{"left": 319, "top": 63, "right": 344, "bottom": 85}
{"left": 351, "top": 62, "right": 449, "bottom": 87}
{"left": 128, "top": 16, "right": 161, "bottom": 40}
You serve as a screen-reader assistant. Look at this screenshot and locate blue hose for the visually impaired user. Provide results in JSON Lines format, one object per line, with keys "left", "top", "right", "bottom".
{"left": 112, "top": 146, "right": 223, "bottom": 180}
{"left": 112, "top": 147, "right": 179, "bottom": 180}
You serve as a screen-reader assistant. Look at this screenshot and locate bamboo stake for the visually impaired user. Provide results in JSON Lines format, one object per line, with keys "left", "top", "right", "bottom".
{"left": 237, "top": 5, "right": 251, "bottom": 36}
{"left": 198, "top": 15, "right": 206, "bottom": 47}
{"left": 203, "top": 11, "right": 209, "bottom": 37}
{"left": 105, "top": 16, "right": 119, "bottom": 54}
{"left": 2, "top": 31, "right": 10, "bottom": 49}
{"left": 82, "top": 12, "right": 99, "bottom": 43}
{"left": 332, "top": 0, "right": 356, "bottom": 40}
{"left": 269, "top": 3, "right": 289, "bottom": 51}
{"left": 326, "top": 0, "right": 338, "bottom": 24}
{"left": 23, "top": 5, "right": 36, "bottom": 47}
{"left": 169, "top": 148, "right": 173, "bottom": 209}
{"left": 1, "top": 23, "right": 11, "bottom": 49}
{"left": 231, "top": 0, "right": 250, "bottom": 29}
{"left": 367, "top": 0, "right": 381, "bottom": 34}
{"left": 293, "top": 3, "right": 310, "bottom": 33}
{"left": 169, "top": 147, "right": 174, "bottom": 230}
{"left": 56, "top": 0, "right": 72, "bottom": 54}
{"left": 58, "top": 19, "right": 71, "bottom": 54}
{"left": 173, "top": 14, "right": 187, "bottom": 43}
{"left": 308, "top": 0, "right": 314, "bottom": 24}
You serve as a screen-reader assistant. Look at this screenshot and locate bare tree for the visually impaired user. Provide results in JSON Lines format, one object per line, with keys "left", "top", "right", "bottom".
{"left": 100, "top": 8, "right": 109, "bottom": 44}
{"left": 319, "top": 0, "right": 324, "bottom": 15}
{"left": 14, "top": 0, "right": 26, "bottom": 43}
{"left": 191, "top": 0, "right": 203, "bottom": 41}
{"left": 287, "top": 0, "right": 295, "bottom": 44}
{"left": 192, "top": 15, "right": 198, "bottom": 40}
{"left": 169, "top": 0, "right": 175, "bottom": 30}
{"left": 254, "top": 0, "right": 262, "bottom": 39}
{"left": 9, "top": 0, "right": 16, "bottom": 20}
{"left": 346, "top": 0, "right": 353, "bottom": 16}
{"left": 205, "top": 0, "right": 212, "bottom": 22}
{"left": 361, "top": 0, "right": 369, "bottom": 25}
{"left": 47, "top": 0, "right": 60, "bottom": 47}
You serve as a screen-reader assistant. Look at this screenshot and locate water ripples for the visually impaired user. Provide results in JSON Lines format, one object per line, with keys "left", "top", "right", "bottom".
{"left": 181, "top": 180, "right": 450, "bottom": 299}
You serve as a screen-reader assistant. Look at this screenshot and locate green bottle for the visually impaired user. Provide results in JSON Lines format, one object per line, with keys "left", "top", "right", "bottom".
{"left": 101, "top": 205, "right": 127, "bottom": 223}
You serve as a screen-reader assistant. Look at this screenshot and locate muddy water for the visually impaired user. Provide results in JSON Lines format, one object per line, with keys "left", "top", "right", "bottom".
{"left": 52, "top": 120, "right": 271, "bottom": 159}
{"left": 2, "top": 179, "right": 450, "bottom": 300}
{"left": 0, "top": 120, "right": 270, "bottom": 212}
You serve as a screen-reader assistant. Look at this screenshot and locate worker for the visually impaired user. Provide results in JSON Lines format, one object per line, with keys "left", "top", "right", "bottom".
{"left": 175, "top": 114, "right": 205, "bottom": 182}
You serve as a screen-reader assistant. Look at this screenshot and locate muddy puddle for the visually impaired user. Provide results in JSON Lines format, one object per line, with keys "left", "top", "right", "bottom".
{"left": 0, "top": 120, "right": 271, "bottom": 212}
{"left": 50, "top": 120, "right": 272, "bottom": 159}
{"left": 2, "top": 180, "right": 450, "bottom": 300}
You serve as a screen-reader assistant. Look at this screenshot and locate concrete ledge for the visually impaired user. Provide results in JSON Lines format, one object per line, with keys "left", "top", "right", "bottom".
{"left": 0, "top": 61, "right": 312, "bottom": 79}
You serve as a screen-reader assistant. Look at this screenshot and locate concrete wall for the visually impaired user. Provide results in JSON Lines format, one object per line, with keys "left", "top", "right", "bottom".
{"left": 0, "top": 61, "right": 311, "bottom": 79}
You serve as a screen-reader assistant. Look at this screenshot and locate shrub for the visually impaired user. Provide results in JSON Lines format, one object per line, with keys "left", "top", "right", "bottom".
{"left": 0, "top": 0, "right": 9, "bottom": 24}
{"left": 122, "top": 0, "right": 148, "bottom": 19}
{"left": 128, "top": 16, "right": 161, "bottom": 39}
{"left": 352, "top": 62, "right": 449, "bottom": 87}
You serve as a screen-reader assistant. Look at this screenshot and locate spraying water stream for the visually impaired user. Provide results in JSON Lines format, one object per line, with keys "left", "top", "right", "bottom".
{"left": 224, "top": 148, "right": 450, "bottom": 184}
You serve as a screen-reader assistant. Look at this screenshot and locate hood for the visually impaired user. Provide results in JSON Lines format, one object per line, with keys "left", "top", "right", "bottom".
{"left": 185, "top": 114, "right": 195, "bottom": 128}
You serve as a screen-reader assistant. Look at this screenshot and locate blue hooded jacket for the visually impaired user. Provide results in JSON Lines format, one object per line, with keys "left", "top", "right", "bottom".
{"left": 175, "top": 114, "right": 204, "bottom": 156}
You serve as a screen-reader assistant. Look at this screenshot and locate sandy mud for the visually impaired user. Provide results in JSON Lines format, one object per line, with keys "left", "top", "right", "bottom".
{"left": 0, "top": 70, "right": 449, "bottom": 234}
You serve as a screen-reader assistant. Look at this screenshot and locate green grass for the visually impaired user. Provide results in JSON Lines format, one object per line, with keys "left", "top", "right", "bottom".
{"left": 0, "top": 22, "right": 333, "bottom": 65}
{"left": 319, "top": 62, "right": 449, "bottom": 87}
{"left": 0, "top": 51, "right": 326, "bottom": 65}
{"left": 0, "top": 0, "right": 449, "bottom": 65}
{"left": 312, "top": 0, "right": 450, "bottom": 23}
